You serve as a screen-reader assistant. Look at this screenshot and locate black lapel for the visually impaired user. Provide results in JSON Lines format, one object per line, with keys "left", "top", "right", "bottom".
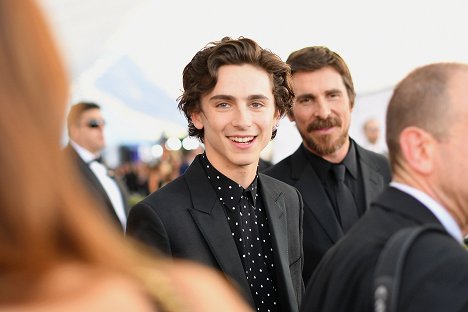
{"left": 356, "top": 143, "right": 387, "bottom": 208}
{"left": 65, "top": 145, "right": 120, "bottom": 220}
{"left": 184, "top": 156, "right": 254, "bottom": 305}
{"left": 290, "top": 147, "right": 343, "bottom": 242}
{"left": 259, "top": 175, "right": 298, "bottom": 312}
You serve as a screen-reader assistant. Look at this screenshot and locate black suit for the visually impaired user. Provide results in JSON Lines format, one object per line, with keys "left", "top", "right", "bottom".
{"left": 126, "top": 155, "right": 304, "bottom": 312}
{"left": 65, "top": 145, "right": 129, "bottom": 231}
{"left": 264, "top": 141, "right": 391, "bottom": 284}
{"left": 301, "top": 186, "right": 468, "bottom": 312}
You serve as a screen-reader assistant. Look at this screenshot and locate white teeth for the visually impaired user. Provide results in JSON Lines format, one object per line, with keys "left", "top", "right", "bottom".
{"left": 230, "top": 136, "right": 254, "bottom": 143}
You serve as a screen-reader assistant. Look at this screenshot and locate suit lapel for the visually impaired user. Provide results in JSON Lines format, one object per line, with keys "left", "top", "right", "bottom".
{"left": 290, "top": 147, "right": 343, "bottom": 242}
{"left": 66, "top": 145, "right": 120, "bottom": 221}
{"left": 356, "top": 144, "right": 386, "bottom": 208}
{"left": 259, "top": 175, "right": 297, "bottom": 311}
{"left": 185, "top": 157, "right": 254, "bottom": 305}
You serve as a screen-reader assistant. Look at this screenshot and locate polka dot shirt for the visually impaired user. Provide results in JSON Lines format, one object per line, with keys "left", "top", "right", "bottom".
{"left": 201, "top": 154, "right": 279, "bottom": 312}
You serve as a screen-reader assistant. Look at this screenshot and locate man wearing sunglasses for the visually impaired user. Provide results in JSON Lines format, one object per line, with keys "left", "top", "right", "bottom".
{"left": 65, "top": 101, "right": 129, "bottom": 232}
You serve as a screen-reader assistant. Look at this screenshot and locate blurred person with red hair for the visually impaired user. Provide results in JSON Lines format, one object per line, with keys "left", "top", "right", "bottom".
{"left": 0, "top": 1, "right": 254, "bottom": 311}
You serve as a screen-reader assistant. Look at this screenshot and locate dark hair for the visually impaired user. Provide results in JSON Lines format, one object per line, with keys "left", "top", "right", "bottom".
{"left": 286, "top": 46, "right": 355, "bottom": 108}
{"left": 67, "top": 101, "right": 101, "bottom": 131}
{"left": 177, "top": 36, "right": 294, "bottom": 142}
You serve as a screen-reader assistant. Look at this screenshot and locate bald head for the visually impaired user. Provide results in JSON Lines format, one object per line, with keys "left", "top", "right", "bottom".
{"left": 386, "top": 63, "right": 468, "bottom": 170}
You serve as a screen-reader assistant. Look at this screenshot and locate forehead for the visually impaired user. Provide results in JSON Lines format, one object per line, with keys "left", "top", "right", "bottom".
{"left": 80, "top": 108, "right": 102, "bottom": 120}
{"left": 207, "top": 64, "right": 273, "bottom": 98}
{"left": 292, "top": 66, "right": 346, "bottom": 93}
{"left": 366, "top": 120, "right": 379, "bottom": 128}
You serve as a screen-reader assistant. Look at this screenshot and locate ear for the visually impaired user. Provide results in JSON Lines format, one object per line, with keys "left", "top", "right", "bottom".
{"left": 287, "top": 109, "right": 295, "bottom": 122}
{"left": 399, "top": 127, "right": 436, "bottom": 174}
{"left": 191, "top": 110, "right": 204, "bottom": 130}
{"left": 273, "top": 109, "right": 281, "bottom": 126}
{"left": 68, "top": 124, "right": 78, "bottom": 139}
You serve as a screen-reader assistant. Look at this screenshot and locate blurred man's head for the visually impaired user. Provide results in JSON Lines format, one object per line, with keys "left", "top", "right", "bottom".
{"left": 363, "top": 118, "right": 381, "bottom": 145}
{"left": 67, "top": 102, "right": 106, "bottom": 154}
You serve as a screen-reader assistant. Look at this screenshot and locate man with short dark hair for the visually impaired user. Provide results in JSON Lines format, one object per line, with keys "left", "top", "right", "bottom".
{"left": 65, "top": 102, "right": 128, "bottom": 231}
{"left": 265, "top": 46, "right": 391, "bottom": 285}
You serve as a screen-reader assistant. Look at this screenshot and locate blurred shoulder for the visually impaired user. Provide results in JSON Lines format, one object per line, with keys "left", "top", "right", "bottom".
{"left": 163, "top": 260, "right": 254, "bottom": 312}
{"left": 1, "top": 263, "right": 155, "bottom": 312}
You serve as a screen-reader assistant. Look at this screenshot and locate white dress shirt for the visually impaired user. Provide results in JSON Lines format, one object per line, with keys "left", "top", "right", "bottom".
{"left": 70, "top": 141, "right": 127, "bottom": 229}
{"left": 390, "top": 182, "right": 463, "bottom": 243}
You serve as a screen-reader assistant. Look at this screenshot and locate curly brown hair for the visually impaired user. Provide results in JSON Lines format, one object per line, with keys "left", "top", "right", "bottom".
{"left": 177, "top": 36, "right": 294, "bottom": 142}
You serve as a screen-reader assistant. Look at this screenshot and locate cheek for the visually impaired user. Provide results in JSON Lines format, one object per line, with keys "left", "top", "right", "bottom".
{"left": 340, "top": 110, "right": 352, "bottom": 125}
{"left": 292, "top": 108, "right": 310, "bottom": 123}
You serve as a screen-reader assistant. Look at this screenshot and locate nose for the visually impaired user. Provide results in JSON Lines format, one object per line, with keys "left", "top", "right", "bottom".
{"left": 314, "top": 98, "right": 331, "bottom": 119}
{"left": 232, "top": 105, "right": 252, "bottom": 129}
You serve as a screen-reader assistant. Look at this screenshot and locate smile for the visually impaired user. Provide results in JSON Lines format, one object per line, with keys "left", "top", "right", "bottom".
{"left": 229, "top": 136, "right": 255, "bottom": 144}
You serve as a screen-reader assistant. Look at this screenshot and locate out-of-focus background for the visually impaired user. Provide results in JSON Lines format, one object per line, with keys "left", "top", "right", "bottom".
{"left": 40, "top": 0, "right": 468, "bottom": 166}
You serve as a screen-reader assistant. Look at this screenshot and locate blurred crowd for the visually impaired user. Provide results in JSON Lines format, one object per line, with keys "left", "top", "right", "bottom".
{"left": 115, "top": 146, "right": 204, "bottom": 205}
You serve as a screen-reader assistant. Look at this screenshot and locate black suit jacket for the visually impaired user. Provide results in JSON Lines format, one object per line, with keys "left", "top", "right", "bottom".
{"left": 65, "top": 144, "right": 129, "bottom": 231}
{"left": 301, "top": 186, "right": 468, "bottom": 312}
{"left": 264, "top": 141, "right": 391, "bottom": 284}
{"left": 126, "top": 155, "right": 304, "bottom": 312}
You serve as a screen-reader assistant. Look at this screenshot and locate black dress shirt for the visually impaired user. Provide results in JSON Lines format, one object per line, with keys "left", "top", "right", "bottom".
{"left": 200, "top": 154, "right": 279, "bottom": 312}
{"left": 302, "top": 140, "right": 366, "bottom": 217}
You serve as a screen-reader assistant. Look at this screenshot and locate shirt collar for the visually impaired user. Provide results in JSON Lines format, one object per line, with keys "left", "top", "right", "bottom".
{"left": 200, "top": 153, "right": 258, "bottom": 209}
{"left": 302, "top": 138, "right": 358, "bottom": 180}
{"left": 70, "top": 140, "right": 99, "bottom": 163}
{"left": 390, "top": 182, "right": 464, "bottom": 243}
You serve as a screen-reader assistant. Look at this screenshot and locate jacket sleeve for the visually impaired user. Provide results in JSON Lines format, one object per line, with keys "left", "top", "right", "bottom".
{"left": 126, "top": 201, "right": 172, "bottom": 255}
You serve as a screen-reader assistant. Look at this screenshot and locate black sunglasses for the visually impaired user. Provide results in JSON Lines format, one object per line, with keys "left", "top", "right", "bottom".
{"left": 86, "top": 119, "right": 106, "bottom": 128}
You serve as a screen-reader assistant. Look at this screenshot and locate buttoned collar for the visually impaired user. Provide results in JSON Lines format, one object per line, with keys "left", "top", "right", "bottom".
{"left": 200, "top": 153, "right": 258, "bottom": 210}
{"left": 302, "top": 139, "right": 358, "bottom": 180}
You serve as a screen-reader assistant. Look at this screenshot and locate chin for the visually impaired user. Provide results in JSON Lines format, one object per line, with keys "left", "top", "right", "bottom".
{"left": 231, "top": 156, "right": 258, "bottom": 168}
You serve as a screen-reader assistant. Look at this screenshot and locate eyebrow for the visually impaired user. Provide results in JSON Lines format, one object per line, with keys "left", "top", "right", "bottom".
{"left": 296, "top": 93, "right": 315, "bottom": 101}
{"left": 208, "top": 94, "right": 270, "bottom": 101}
{"left": 325, "top": 88, "right": 343, "bottom": 95}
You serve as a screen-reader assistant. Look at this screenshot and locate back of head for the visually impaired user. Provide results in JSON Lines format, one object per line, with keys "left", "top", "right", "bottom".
{"left": 385, "top": 63, "right": 467, "bottom": 170}
{"left": 286, "top": 46, "right": 356, "bottom": 107}
{"left": 178, "top": 36, "right": 294, "bottom": 141}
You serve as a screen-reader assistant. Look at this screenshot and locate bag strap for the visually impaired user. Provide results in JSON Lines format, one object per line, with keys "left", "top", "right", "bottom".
{"left": 373, "top": 224, "right": 447, "bottom": 312}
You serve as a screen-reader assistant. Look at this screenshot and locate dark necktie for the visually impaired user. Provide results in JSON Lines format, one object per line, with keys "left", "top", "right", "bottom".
{"left": 331, "top": 164, "right": 359, "bottom": 232}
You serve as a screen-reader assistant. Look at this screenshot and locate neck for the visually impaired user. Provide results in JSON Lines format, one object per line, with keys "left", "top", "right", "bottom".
{"left": 226, "top": 166, "right": 258, "bottom": 189}
{"left": 394, "top": 169, "right": 468, "bottom": 235}
{"left": 204, "top": 153, "right": 258, "bottom": 189}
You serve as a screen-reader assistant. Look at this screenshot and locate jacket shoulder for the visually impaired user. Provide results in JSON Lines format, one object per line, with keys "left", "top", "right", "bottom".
{"left": 263, "top": 155, "right": 293, "bottom": 179}
{"left": 138, "top": 175, "right": 189, "bottom": 208}
{"left": 259, "top": 172, "right": 300, "bottom": 196}
{"left": 355, "top": 143, "right": 392, "bottom": 181}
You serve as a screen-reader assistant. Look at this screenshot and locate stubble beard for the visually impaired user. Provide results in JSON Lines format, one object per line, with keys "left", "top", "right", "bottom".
{"left": 300, "top": 116, "right": 349, "bottom": 156}
{"left": 302, "top": 131, "right": 348, "bottom": 156}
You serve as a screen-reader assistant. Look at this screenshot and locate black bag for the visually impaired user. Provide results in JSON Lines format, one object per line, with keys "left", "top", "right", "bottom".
{"left": 373, "top": 224, "right": 447, "bottom": 312}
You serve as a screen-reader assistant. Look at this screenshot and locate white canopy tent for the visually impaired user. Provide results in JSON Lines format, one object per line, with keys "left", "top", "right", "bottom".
{"left": 40, "top": 0, "right": 468, "bottom": 162}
